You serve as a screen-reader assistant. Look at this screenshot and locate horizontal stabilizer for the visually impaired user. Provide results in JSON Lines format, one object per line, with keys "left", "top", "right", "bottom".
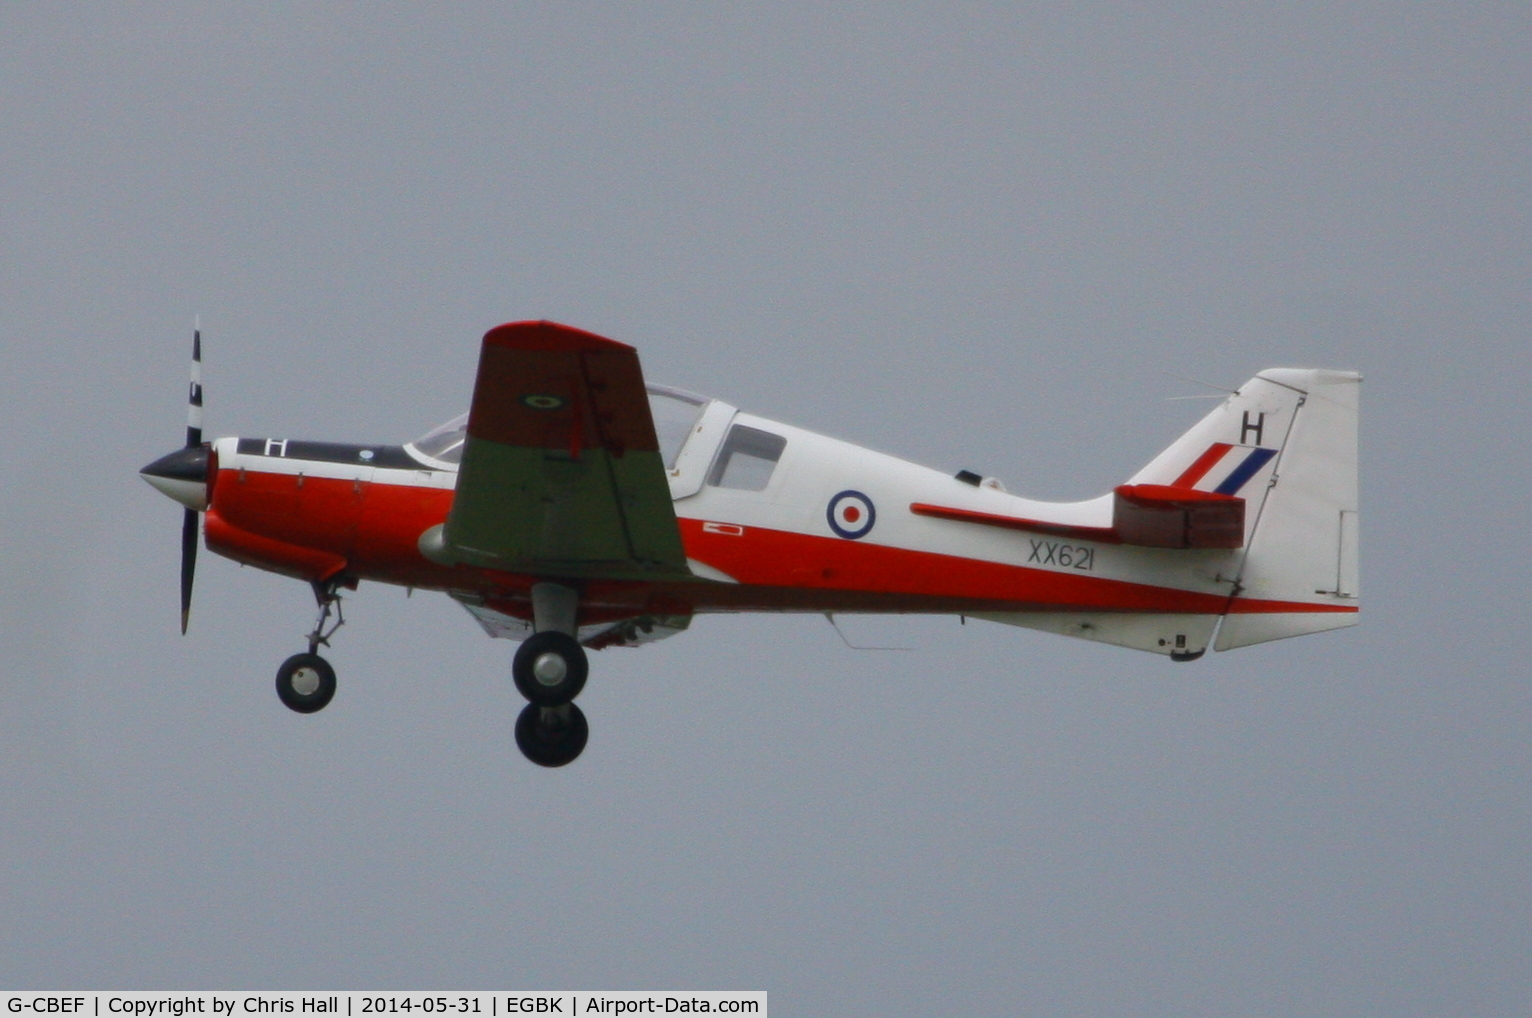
{"left": 909, "top": 502, "right": 1119, "bottom": 544}
{"left": 910, "top": 485, "right": 1246, "bottom": 550}
{"left": 1112, "top": 484, "right": 1244, "bottom": 549}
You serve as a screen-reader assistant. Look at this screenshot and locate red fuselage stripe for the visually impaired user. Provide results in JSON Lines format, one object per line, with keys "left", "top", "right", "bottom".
{"left": 673, "top": 517, "right": 1353, "bottom": 616}
{"left": 209, "top": 465, "right": 1357, "bottom": 619}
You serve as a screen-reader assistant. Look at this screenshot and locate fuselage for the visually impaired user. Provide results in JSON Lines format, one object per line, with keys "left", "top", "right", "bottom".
{"left": 194, "top": 394, "right": 1255, "bottom": 650}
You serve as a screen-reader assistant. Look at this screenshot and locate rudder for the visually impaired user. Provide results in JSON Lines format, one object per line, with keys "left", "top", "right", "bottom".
{"left": 1214, "top": 368, "right": 1361, "bottom": 649}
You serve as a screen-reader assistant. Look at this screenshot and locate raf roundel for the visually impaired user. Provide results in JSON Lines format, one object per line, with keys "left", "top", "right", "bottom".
{"left": 520, "top": 393, "right": 566, "bottom": 411}
{"left": 827, "top": 490, "right": 876, "bottom": 540}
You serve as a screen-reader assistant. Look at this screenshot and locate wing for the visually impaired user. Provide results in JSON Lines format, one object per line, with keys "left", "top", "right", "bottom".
{"left": 439, "top": 321, "right": 690, "bottom": 579}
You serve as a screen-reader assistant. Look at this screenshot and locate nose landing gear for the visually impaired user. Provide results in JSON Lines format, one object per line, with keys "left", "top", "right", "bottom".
{"left": 275, "top": 580, "right": 345, "bottom": 714}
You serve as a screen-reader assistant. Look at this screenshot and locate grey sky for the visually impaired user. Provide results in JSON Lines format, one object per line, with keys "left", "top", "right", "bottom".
{"left": 2, "top": 4, "right": 1528, "bottom": 1013}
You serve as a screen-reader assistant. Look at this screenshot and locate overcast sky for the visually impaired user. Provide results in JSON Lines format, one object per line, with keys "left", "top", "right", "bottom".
{"left": 2, "top": 4, "right": 1528, "bottom": 1013}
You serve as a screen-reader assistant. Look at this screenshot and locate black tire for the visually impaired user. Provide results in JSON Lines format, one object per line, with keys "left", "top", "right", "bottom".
{"left": 512, "top": 631, "right": 589, "bottom": 706}
{"left": 275, "top": 652, "right": 337, "bottom": 713}
{"left": 515, "top": 702, "right": 589, "bottom": 767}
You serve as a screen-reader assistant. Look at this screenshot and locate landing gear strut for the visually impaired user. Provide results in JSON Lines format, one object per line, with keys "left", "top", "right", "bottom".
{"left": 511, "top": 582, "right": 591, "bottom": 766}
{"left": 275, "top": 580, "right": 344, "bottom": 714}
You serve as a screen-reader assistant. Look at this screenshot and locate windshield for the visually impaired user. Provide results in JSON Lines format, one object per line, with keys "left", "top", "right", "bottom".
{"left": 407, "top": 412, "right": 468, "bottom": 466}
{"left": 647, "top": 385, "right": 708, "bottom": 469}
{"left": 404, "top": 386, "right": 708, "bottom": 472}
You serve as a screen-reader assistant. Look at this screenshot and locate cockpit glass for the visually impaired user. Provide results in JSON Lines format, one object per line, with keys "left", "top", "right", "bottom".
{"left": 410, "top": 412, "right": 469, "bottom": 465}
{"left": 647, "top": 385, "right": 708, "bottom": 469}
{"left": 407, "top": 388, "right": 706, "bottom": 471}
{"left": 707, "top": 424, "right": 787, "bottom": 491}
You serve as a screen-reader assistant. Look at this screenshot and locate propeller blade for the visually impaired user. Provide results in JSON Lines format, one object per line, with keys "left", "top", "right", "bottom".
{"left": 180, "top": 506, "right": 198, "bottom": 634}
{"left": 186, "top": 328, "right": 203, "bottom": 449}
{"left": 182, "top": 328, "right": 202, "bottom": 632}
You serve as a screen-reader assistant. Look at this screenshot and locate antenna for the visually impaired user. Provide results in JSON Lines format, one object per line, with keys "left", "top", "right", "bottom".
{"left": 1159, "top": 369, "right": 1237, "bottom": 396}
{"left": 824, "top": 612, "right": 912, "bottom": 651}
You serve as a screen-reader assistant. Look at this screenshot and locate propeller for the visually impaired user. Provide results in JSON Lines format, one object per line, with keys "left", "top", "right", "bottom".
{"left": 141, "top": 330, "right": 210, "bottom": 633}
{"left": 180, "top": 329, "right": 203, "bottom": 633}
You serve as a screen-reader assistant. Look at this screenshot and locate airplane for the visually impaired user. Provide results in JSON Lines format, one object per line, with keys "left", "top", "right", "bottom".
{"left": 141, "top": 320, "right": 1360, "bottom": 767}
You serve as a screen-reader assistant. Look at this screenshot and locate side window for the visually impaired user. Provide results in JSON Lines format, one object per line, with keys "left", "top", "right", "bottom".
{"left": 707, "top": 425, "right": 787, "bottom": 491}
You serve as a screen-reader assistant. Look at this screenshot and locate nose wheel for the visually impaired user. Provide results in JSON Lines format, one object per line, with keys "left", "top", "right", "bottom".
{"left": 275, "top": 580, "right": 345, "bottom": 714}
{"left": 275, "top": 653, "right": 337, "bottom": 713}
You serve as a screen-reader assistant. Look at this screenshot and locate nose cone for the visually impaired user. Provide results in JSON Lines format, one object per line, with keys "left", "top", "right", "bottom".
{"left": 140, "top": 446, "right": 210, "bottom": 511}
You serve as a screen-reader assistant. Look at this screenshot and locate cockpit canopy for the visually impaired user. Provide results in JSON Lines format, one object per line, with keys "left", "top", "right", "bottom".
{"left": 403, "top": 386, "right": 710, "bottom": 471}
{"left": 404, "top": 412, "right": 469, "bottom": 468}
{"left": 646, "top": 384, "right": 708, "bottom": 469}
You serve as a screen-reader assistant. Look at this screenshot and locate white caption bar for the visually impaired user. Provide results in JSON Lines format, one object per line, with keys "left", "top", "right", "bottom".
{"left": 2, "top": 996, "right": 765, "bottom": 1018}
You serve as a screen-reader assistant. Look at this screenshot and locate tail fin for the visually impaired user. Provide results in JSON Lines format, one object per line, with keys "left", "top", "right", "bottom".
{"left": 1133, "top": 368, "right": 1361, "bottom": 650}
{"left": 1214, "top": 369, "right": 1360, "bottom": 649}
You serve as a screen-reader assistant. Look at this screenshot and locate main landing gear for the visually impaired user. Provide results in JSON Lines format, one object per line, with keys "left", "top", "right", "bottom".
{"left": 275, "top": 580, "right": 344, "bottom": 714}
{"left": 512, "top": 583, "right": 590, "bottom": 768}
{"left": 269, "top": 578, "right": 592, "bottom": 766}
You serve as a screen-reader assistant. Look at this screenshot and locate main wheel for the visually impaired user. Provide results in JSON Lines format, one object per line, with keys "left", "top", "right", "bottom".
{"left": 512, "top": 631, "right": 589, "bottom": 706}
{"left": 515, "top": 702, "right": 589, "bottom": 767}
{"left": 275, "top": 652, "right": 337, "bottom": 713}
